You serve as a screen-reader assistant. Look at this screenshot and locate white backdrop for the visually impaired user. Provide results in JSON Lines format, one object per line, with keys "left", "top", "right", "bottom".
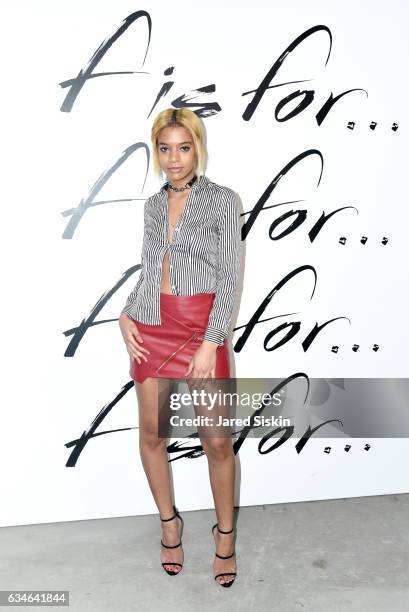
{"left": 2, "top": 0, "right": 409, "bottom": 527}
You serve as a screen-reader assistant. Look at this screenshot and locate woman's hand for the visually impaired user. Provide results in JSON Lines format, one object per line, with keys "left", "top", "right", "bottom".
{"left": 119, "top": 313, "right": 150, "bottom": 365}
{"left": 185, "top": 341, "right": 218, "bottom": 379}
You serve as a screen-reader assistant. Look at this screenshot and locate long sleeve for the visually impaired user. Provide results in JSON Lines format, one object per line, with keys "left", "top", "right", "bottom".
{"left": 203, "top": 190, "right": 241, "bottom": 345}
{"left": 120, "top": 199, "right": 148, "bottom": 319}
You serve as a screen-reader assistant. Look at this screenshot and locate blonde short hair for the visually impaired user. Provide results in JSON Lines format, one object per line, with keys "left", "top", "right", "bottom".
{"left": 151, "top": 108, "right": 207, "bottom": 178}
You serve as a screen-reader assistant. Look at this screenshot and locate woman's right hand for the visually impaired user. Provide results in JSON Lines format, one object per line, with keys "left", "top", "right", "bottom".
{"left": 119, "top": 313, "right": 151, "bottom": 365}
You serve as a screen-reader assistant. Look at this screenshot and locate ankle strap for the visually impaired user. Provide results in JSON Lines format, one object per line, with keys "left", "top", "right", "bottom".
{"left": 215, "top": 551, "right": 235, "bottom": 559}
{"left": 213, "top": 522, "right": 234, "bottom": 534}
{"left": 160, "top": 504, "right": 179, "bottom": 522}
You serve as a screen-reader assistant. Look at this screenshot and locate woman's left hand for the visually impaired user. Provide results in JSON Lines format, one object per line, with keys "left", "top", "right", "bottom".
{"left": 185, "top": 342, "right": 217, "bottom": 378}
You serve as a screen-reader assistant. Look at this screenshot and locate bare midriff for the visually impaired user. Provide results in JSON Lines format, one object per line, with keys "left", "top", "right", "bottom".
{"left": 159, "top": 191, "right": 190, "bottom": 294}
{"left": 159, "top": 249, "right": 172, "bottom": 294}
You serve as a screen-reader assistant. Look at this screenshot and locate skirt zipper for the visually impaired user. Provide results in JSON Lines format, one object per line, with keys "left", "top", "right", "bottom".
{"left": 154, "top": 330, "right": 201, "bottom": 374}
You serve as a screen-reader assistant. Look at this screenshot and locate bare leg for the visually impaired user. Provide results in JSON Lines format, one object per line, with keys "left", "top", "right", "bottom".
{"left": 201, "top": 436, "right": 236, "bottom": 585}
{"left": 136, "top": 376, "right": 183, "bottom": 573}
{"left": 186, "top": 378, "right": 237, "bottom": 585}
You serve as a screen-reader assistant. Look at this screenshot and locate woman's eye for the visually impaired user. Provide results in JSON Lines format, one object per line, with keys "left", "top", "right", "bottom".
{"left": 159, "top": 146, "right": 190, "bottom": 153}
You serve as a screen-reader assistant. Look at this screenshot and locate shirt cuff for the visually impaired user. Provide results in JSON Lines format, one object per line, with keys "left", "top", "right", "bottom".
{"left": 202, "top": 327, "right": 226, "bottom": 346}
{"left": 120, "top": 305, "right": 134, "bottom": 319}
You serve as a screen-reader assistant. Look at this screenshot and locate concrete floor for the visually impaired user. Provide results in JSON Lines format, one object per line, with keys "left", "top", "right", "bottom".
{"left": 1, "top": 494, "right": 408, "bottom": 611}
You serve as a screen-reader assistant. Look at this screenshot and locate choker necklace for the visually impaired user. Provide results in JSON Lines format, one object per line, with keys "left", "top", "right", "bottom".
{"left": 166, "top": 175, "right": 198, "bottom": 192}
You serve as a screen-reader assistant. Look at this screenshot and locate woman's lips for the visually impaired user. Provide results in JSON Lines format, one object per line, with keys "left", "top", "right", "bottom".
{"left": 169, "top": 167, "right": 182, "bottom": 172}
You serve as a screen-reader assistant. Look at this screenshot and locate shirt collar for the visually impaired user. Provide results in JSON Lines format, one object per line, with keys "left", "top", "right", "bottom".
{"left": 159, "top": 174, "right": 209, "bottom": 194}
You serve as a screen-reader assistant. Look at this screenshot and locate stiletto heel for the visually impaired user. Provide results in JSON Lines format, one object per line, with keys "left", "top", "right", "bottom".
{"left": 160, "top": 505, "right": 184, "bottom": 576}
{"left": 212, "top": 523, "right": 237, "bottom": 587}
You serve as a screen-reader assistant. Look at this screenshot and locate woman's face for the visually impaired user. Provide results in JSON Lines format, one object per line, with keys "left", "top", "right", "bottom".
{"left": 157, "top": 126, "right": 197, "bottom": 185}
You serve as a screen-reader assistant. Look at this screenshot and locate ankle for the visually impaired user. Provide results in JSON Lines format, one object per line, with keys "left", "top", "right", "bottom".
{"left": 162, "top": 517, "right": 179, "bottom": 531}
{"left": 217, "top": 524, "right": 234, "bottom": 534}
{"left": 159, "top": 505, "right": 177, "bottom": 522}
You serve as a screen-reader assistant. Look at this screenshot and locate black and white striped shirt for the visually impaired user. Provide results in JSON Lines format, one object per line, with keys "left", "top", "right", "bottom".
{"left": 121, "top": 175, "right": 241, "bottom": 345}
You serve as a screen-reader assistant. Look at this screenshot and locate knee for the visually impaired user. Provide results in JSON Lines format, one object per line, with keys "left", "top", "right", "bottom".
{"left": 201, "top": 438, "right": 232, "bottom": 462}
{"left": 139, "top": 427, "right": 166, "bottom": 450}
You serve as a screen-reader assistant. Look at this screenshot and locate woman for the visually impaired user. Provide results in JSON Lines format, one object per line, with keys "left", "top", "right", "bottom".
{"left": 118, "top": 108, "right": 241, "bottom": 587}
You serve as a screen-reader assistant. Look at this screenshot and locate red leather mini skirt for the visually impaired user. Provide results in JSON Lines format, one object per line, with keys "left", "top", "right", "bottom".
{"left": 129, "top": 292, "right": 231, "bottom": 383}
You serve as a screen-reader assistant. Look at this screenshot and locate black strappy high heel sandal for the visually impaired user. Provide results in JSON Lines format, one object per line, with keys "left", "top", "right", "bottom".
{"left": 160, "top": 505, "right": 184, "bottom": 576}
{"left": 212, "top": 523, "right": 237, "bottom": 587}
